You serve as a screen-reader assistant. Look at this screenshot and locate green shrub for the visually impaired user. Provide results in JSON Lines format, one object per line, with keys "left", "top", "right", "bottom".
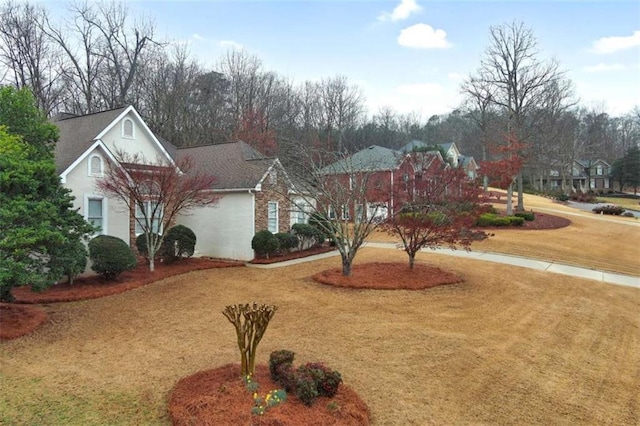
{"left": 515, "top": 211, "right": 535, "bottom": 221}
{"left": 592, "top": 205, "right": 625, "bottom": 215}
{"left": 291, "top": 223, "right": 324, "bottom": 249}
{"left": 477, "top": 213, "right": 524, "bottom": 227}
{"left": 163, "top": 225, "right": 197, "bottom": 262}
{"left": 251, "top": 230, "right": 280, "bottom": 258}
{"left": 295, "top": 370, "right": 319, "bottom": 406}
{"left": 556, "top": 193, "right": 569, "bottom": 202}
{"left": 49, "top": 239, "right": 88, "bottom": 285}
{"left": 135, "top": 232, "right": 162, "bottom": 260}
{"left": 308, "top": 212, "right": 334, "bottom": 242}
{"left": 270, "top": 350, "right": 295, "bottom": 380}
{"left": 298, "top": 362, "right": 342, "bottom": 398}
{"left": 88, "top": 235, "right": 136, "bottom": 280}
{"left": 275, "top": 232, "right": 298, "bottom": 253}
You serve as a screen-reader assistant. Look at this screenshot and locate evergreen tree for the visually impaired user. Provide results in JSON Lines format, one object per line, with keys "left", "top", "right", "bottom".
{"left": 0, "top": 87, "right": 94, "bottom": 301}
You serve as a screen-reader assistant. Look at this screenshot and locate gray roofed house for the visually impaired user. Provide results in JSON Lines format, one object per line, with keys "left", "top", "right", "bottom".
{"left": 320, "top": 145, "right": 404, "bottom": 174}
{"left": 51, "top": 105, "right": 303, "bottom": 263}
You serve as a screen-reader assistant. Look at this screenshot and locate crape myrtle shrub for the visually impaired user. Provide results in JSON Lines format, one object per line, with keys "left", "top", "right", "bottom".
{"left": 88, "top": 235, "right": 136, "bottom": 280}
{"left": 268, "top": 350, "right": 342, "bottom": 407}
{"left": 252, "top": 230, "right": 280, "bottom": 258}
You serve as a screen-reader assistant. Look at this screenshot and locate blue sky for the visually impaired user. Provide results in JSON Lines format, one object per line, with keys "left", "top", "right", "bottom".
{"left": 54, "top": 0, "right": 640, "bottom": 119}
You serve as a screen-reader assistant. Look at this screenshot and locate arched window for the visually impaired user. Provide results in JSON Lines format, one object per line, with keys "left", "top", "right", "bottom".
{"left": 122, "top": 118, "right": 135, "bottom": 138}
{"left": 88, "top": 154, "right": 103, "bottom": 176}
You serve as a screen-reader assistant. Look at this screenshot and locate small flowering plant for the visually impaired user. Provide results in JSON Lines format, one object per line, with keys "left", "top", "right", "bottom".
{"left": 251, "top": 389, "right": 287, "bottom": 415}
{"left": 241, "top": 374, "right": 286, "bottom": 416}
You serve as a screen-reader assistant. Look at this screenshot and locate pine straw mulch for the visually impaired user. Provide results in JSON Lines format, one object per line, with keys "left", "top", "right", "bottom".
{"left": 1, "top": 258, "right": 243, "bottom": 341}
{"left": 313, "top": 262, "right": 463, "bottom": 289}
{"left": 0, "top": 304, "right": 48, "bottom": 340}
{"left": 169, "top": 364, "right": 370, "bottom": 426}
{"left": 13, "top": 257, "right": 243, "bottom": 304}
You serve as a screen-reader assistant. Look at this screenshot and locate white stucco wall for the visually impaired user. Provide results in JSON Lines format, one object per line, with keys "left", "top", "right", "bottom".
{"left": 178, "top": 192, "right": 255, "bottom": 261}
{"left": 63, "top": 146, "right": 130, "bottom": 245}
{"left": 100, "top": 111, "right": 165, "bottom": 162}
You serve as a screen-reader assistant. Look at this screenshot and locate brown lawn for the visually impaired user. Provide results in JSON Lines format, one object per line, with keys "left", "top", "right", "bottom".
{"left": 1, "top": 192, "right": 639, "bottom": 425}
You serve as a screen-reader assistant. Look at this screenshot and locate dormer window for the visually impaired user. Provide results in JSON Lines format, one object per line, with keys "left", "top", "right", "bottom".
{"left": 268, "top": 168, "right": 277, "bottom": 184}
{"left": 122, "top": 118, "right": 135, "bottom": 138}
{"left": 88, "top": 154, "right": 103, "bottom": 176}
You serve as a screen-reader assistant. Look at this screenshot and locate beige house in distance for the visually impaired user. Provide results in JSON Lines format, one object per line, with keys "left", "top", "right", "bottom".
{"left": 53, "top": 105, "right": 305, "bottom": 262}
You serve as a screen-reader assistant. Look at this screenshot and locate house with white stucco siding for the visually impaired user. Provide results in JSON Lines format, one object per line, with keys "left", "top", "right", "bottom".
{"left": 53, "top": 105, "right": 302, "bottom": 262}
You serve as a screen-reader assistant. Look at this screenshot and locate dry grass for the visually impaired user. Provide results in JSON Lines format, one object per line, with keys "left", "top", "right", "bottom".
{"left": 1, "top": 191, "right": 639, "bottom": 425}
{"left": 371, "top": 192, "right": 640, "bottom": 276}
{"left": 1, "top": 247, "right": 639, "bottom": 425}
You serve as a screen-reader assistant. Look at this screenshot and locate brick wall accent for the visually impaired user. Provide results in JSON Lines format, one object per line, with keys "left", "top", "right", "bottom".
{"left": 254, "top": 166, "right": 292, "bottom": 234}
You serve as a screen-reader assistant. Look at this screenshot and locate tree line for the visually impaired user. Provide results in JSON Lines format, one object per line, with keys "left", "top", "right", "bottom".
{"left": 1, "top": 2, "right": 639, "bottom": 190}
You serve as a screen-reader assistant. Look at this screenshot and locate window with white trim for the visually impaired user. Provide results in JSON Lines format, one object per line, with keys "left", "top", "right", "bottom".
{"left": 341, "top": 204, "right": 350, "bottom": 221}
{"left": 293, "top": 201, "right": 311, "bottom": 225}
{"left": 596, "top": 165, "right": 603, "bottom": 176}
{"left": 122, "top": 118, "right": 135, "bottom": 138}
{"left": 135, "top": 201, "right": 163, "bottom": 235}
{"left": 355, "top": 204, "right": 364, "bottom": 223}
{"left": 327, "top": 205, "right": 336, "bottom": 220}
{"left": 88, "top": 154, "right": 103, "bottom": 176}
{"left": 85, "top": 196, "right": 106, "bottom": 234}
{"left": 267, "top": 201, "right": 278, "bottom": 233}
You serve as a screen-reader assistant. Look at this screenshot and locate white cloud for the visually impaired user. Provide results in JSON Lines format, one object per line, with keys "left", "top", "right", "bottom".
{"left": 378, "top": 0, "right": 421, "bottom": 22}
{"left": 398, "top": 24, "right": 451, "bottom": 49}
{"left": 447, "top": 72, "right": 464, "bottom": 81}
{"left": 192, "top": 33, "right": 205, "bottom": 41}
{"left": 219, "top": 40, "right": 244, "bottom": 50}
{"left": 591, "top": 30, "right": 640, "bottom": 54}
{"left": 584, "top": 63, "right": 626, "bottom": 73}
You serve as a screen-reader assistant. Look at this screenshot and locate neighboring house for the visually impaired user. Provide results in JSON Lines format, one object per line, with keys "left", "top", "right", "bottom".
{"left": 400, "top": 140, "right": 479, "bottom": 178}
{"left": 320, "top": 145, "right": 448, "bottom": 221}
{"left": 547, "top": 159, "right": 612, "bottom": 193}
{"left": 53, "top": 106, "right": 302, "bottom": 262}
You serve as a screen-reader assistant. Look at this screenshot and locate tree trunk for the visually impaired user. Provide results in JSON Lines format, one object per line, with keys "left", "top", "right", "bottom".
{"left": 149, "top": 256, "right": 155, "bottom": 272}
{"left": 408, "top": 253, "right": 415, "bottom": 269}
{"left": 341, "top": 254, "right": 352, "bottom": 277}
{"left": 506, "top": 182, "right": 514, "bottom": 216}
{"left": 517, "top": 171, "right": 524, "bottom": 211}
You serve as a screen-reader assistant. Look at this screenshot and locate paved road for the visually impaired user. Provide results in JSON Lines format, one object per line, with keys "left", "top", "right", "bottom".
{"left": 248, "top": 242, "right": 640, "bottom": 290}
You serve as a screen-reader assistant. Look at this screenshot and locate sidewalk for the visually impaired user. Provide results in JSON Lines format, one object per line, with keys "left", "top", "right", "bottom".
{"left": 247, "top": 242, "right": 640, "bottom": 290}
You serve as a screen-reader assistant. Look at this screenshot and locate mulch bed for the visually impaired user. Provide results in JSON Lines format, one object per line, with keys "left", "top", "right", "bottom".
{"left": 12, "top": 257, "right": 243, "bottom": 304}
{"left": 169, "top": 363, "right": 370, "bottom": 426}
{"left": 0, "top": 304, "right": 48, "bottom": 340}
{"left": 250, "top": 245, "right": 336, "bottom": 264}
{"left": 477, "top": 211, "right": 571, "bottom": 231}
{"left": 313, "top": 262, "right": 463, "bottom": 290}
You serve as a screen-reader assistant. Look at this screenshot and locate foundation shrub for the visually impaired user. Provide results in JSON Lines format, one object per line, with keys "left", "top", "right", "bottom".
{"left": 163, "top": 225, "right": 196, "bottom": 262}
{"left": 251, "top": 230, "right": 280, "bottom": 258}
{"left": 298, "top": 362, "right": 342, "bottom": 398}
{"left": 269, "top": 350, "right": 295, "bottom": 380}
{"left": 291, "top": 223, "right": 324, "bottom": 250}
{"left": 88, "top": 235, "right": 136, "bottom": 280}
{"left": 135, "top": 232, "right": 162, "bottom": 260}
{"left": 274, "top": 232, "right": 298, "bottom": 253}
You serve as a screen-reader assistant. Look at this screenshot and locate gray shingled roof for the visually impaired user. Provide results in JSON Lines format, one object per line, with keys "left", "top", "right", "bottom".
{"left": 53, "top": 107, "right": 127, "bottom": 174}
{"left": 176, "top": 141, "right": 276, "bottom": 190}
{"left": 400, "top": 140, "right": 453, "bottom": 154}
{"left": 321, "top": 145, "right": 403, "bottom": 174}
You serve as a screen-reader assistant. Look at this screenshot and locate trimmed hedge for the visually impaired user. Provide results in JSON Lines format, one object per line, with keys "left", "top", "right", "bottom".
{"left": 163, "top": 225, "right": 197, "bottom": 261}
{"left": 88, "top": 235, "right": 137, "bottom": 280}
{"left": 514, "top": 211, "right": 535, "bottom": 221}
{"left": 592, "top": 205, "right": 625, "bottom": 215}
{"left": 477, "top": 213, "right": 525, "bottom": 227}
{"left": 252, "top": 230, "right": 280, "bottom": 258}
{"left": 275, "top": 232, "right": 298, "bottom": 252}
